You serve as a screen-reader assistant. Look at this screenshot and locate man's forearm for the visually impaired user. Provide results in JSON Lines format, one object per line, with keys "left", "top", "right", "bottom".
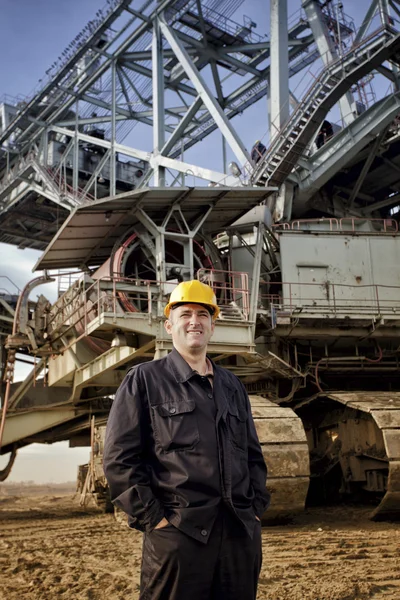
{"left": 103, "top": 369, "right": 163, "bottom": 531}
{"left": 107, "top": 471, "right": 164, "bottom": 531}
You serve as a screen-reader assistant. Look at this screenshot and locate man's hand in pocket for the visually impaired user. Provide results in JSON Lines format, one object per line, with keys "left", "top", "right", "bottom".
{"left": 154, "top": 517, "right": 169, "bottom": 530}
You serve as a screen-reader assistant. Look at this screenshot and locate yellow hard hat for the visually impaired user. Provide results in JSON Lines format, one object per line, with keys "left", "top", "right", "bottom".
{"left": 164, "top": 280, "right": 220, "bottom": 320}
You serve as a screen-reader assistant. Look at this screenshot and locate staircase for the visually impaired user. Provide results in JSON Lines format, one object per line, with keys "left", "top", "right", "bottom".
{"left": 251, "top": 27, "right": 400, "bottom": 188}
{"left": 0, "top": 153, "right": 93, "bottom": 209}
{"left": 218, "top": 302, "right": 247, "bottom": 321}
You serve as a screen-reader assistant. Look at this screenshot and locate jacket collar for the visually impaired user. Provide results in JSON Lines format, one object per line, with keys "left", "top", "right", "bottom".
{"left": 167, "top": 347, "right": 234, "bottom": 390}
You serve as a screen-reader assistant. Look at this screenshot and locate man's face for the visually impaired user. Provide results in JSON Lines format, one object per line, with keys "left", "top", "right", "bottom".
{"left": 164, "top": 303, "right": 215, "bottom": 353}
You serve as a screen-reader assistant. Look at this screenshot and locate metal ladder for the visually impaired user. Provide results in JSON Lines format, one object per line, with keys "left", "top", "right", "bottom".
{"left": 251, "top": 27, "right": 400, "bottom": 188}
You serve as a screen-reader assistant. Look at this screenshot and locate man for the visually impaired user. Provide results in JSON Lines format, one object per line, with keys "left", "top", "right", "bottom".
{"left": 316, "top": 120, "right": 334, "bottom": 149}
{"left": 103, "top": 279, "right": 270, "bottom": 600}
{"left": 251, "top": 139, "right": 267, "bottom": 164}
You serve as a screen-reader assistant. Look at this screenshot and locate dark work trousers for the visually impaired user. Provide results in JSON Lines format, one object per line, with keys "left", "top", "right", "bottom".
{"left": 139, "top": 507, "right": 262, "bottom": 600}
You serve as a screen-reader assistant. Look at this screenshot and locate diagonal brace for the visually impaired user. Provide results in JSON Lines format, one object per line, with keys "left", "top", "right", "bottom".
{"left": 159, "top": 20, "right": 250, "bottom": 166}
{"left": 349, "top": 127, "right": 388, "bottom": 209}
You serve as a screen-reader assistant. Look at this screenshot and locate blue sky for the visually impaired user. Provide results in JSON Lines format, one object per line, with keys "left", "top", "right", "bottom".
{"left": 0, "top": 0, "right": 382, "bottom": 482}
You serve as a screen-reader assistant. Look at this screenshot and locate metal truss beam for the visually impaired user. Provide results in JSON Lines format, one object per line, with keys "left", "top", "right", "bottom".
{"left": 159, "top": 20, "right": 250, "bottom": 166}
{"left": 6, "top": 0, "right": 182, "bottom": 153}
{"left": 2, "top": 0, "right": 398, "bottom": 220}
{"left": 270, "top": 0, "right": 289, "bottom": 139}
{"left": 50, "top": 126, "right": 150, "bottom": 162}
{"left": 348, "top": 127, "right": 388, "bottom": 209}
{"left": 0, "top": 0, "right": 326, "bottom": 200}
{"left": 390, "top": 0, "right": 400, "bottom": 20}
{"left": 153, "top": 154, "right": 239, "bottom": 186}
{"left": 302, "top": 0, "right": 355, "bottom": 126}
{"left": 121, "top": 49, "right": 198, "bottom": 60}
{"left": 153, "top": 16, "right": 166, "bottom": 186}
{"left": 118, "top": 58, "right": 197, "bottom": 97}
{"left": 173, "top": 30, "right": 262, "bottom": 78}
{"left": 354, "top": 0, "right": 379, "bottom": 44}
{"left": 167, "top": 37, "right": 318, "bottom": 159}
{"left": 363, "top": 194, "right": 400, "bottom": 213}
{"left": 161, "top": 96, "right": 203, "bottom": 156}
{"left": 295, "top": 91, "right": 400, "bottom": 207}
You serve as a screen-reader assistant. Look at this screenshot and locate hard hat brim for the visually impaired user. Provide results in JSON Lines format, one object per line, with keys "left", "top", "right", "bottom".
{"left": 164, "top": 301, "right": 220, "bottom": 320}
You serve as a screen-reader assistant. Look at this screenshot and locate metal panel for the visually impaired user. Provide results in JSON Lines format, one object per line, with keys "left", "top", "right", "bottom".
{"left": 250, "top": 406, "right": 297, "bottom": 419}
{"left": 265, "top": 476, "right": 310, "bottom": 519}
{"left": 2, "top": 409, "right": 78, "bottom": 447}
{"left": 262, "top": 445, "right": 310, "bottom": 478}
{"left": 280, "top": 233, "right": 400, "bottom": 318}
{"left": 369, "top": 411, "right": 400, "bottom": 428}
{"left": 383, "top": 429, "right": 400, "bottom": 459}
{"left": 34, "top": 187, "right": 273, "bottom": 270}
{"left": 254, "top": 417, "right": 307, "bottom": 443}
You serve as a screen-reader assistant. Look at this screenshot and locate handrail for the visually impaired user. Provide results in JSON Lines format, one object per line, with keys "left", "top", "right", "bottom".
{"left": 273, "top": 217, "right": 399, "bottom": 233}
{"left": 0, "top": 152, "right": 95, "bottom": 206}
{"left": 44, "top": 271, "right": 251, "bottom": 353}
{"left": 197, "top": 267, "right": 250, "bottom": 318}
{"left": 45, "top": 167, "right": 95, "bottom": 203}
{"left": 249, "top": 24, "right": 398, "bottom": 185}
{"left": 259, "top": 280, "right": 400, "bottom": 321}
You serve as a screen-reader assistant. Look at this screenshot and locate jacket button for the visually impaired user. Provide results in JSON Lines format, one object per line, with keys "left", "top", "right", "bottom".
{"left": 201, "top": 529, "right": 208, "bottom": 537}
{"left": 207, "top": 393, "right": 212, "bottom": 399}
{"left": 169, "top": 407, "right": 176, "bottom": 414}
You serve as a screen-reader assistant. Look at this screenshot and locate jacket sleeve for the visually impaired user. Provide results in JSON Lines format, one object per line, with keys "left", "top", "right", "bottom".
{"left": 103, "top": 368, "right": 164, "bottom": 532}
{"left": 242, "top": 384, "right": 271, "bottom": 518}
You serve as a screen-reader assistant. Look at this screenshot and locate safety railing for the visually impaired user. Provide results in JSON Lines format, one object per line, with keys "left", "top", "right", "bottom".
{"left": 45, "top": 270, "right": 251, "bottom": 352}
{"left": 247, "top": 23, "right": 399, "bottom": 185}
{"left": 45, "top": 276, "right": 157, "bottom": 350}
{"left": 258, "top": 280, "right": 400, "bottom": 324}
{"left": 197, "top": 268, "right": 250, "bottom": 319}
{"left": 0, "top": 153, "right": 95, "bottom": 206}
{"left": 273, "top": 217, "right": 399, "bottom": 233}
{"left": 0, "top": 152, "right": 37, "bottom": 198}
{"left": 45, "top": 167, "right": 95, "bottom": 204}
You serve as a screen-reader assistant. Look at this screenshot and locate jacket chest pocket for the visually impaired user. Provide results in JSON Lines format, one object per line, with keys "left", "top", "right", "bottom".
{"left": 152, "top": 399, "right": 199, "bottom": 452}
{"left": 227, "top": 401, "right": 248, "bottom": 452}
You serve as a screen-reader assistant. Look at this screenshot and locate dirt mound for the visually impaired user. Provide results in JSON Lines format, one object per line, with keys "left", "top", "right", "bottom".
{"left": 0, "top": 495, "right": 399, "bottom": 600}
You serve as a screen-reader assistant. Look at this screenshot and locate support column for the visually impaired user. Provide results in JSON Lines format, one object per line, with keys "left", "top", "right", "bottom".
{"left": 249, "top": 223, "right": 265, "bottom": 328}
{"left": 270, "top": 0, "right": 291, "bottom": 222}
{"left": 378, "top": 0, "right": 400, "bottom": 88}
{"left": 0, "top": 341, "right": 4, "bottom": 406}
{"left": 302, "top": 0, "right": 355, "bottom": 126}
{"left": 153, "top": 16, "right": 166, "bottom": 186}
{"left": 159, "top": 20, "right": 250, "bottom": 166}
{"left": 154, "top": 344, "right": 169, "bottom": 360}
{"left": 378, "top": 0, "right": 391, "bottom": 26}
{"left": 270, "top": 0, "right": 289, "bottom": 142}
{"left": 73, "top": 103, "right": 79, "bottom": 194}
{"left": 110, "top": 59, "right": 117, "bottom": 196}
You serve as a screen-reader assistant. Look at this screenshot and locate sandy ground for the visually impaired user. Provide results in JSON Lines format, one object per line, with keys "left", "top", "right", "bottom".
{"left": 0, "top": 493, "right": 399, "bottom": 600}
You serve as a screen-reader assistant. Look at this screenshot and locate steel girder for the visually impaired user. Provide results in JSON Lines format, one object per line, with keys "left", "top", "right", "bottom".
{"left": 0, "top": 0, "right": 336, "bottom": 199}
{"left": 1, "top": 0, "right": 399, "bottom": 249}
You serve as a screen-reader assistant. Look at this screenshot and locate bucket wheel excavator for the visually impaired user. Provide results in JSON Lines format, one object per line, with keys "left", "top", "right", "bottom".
{"left": 0, "top": 188, "right": 311, "bottom": 522}
{"left": 2, "top": 0, "right": 400, "bottom": 524}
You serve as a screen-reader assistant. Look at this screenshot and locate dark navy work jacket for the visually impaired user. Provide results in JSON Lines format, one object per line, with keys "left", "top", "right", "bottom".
{"left": 103, "top": 348, "right": 270, "bottom": 543}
